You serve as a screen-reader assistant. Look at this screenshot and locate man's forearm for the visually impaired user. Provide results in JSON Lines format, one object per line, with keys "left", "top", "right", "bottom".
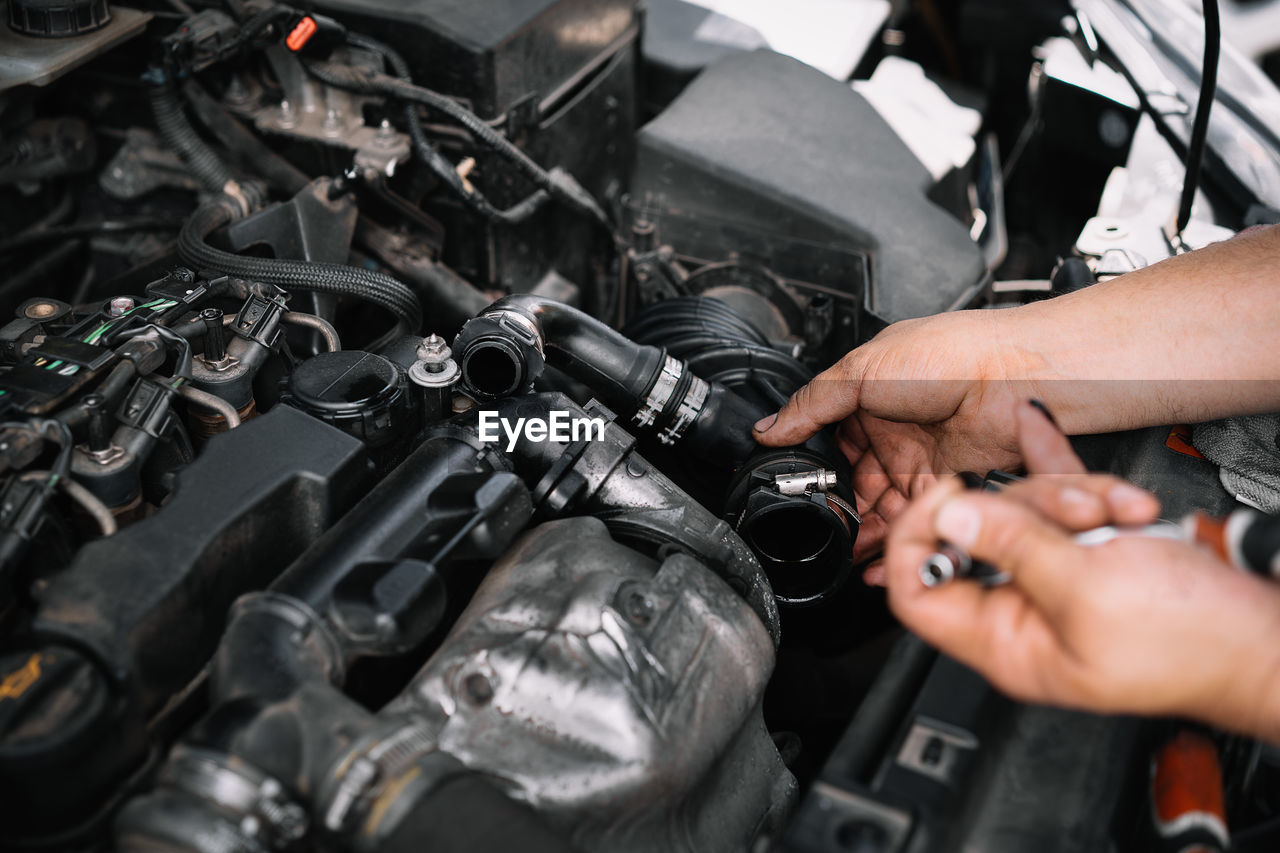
{"left": 1002, "top": 225, "right": 1280, "bottom": 434}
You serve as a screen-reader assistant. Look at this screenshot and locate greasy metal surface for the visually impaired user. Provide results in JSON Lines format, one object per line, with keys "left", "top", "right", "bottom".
{"left": 388, "top": 517, "right": 796, "bottom": 852}
{"left": 245, "top": 47, "right": 410, "bottom": 178}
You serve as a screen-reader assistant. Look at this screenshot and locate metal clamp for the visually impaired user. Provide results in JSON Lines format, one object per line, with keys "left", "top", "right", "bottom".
{"left": 773, "top": 469, "right": 838, "bottom": 496}
{"left": 483, "top": 309, "right": 544, "bottom": 355}
{"left": 657, "top": 373, "right": 708, "bottom": 445}
{"left": 161, "top": 747, "right": 309, "bottom": 849}
{"left": 634, "top": 355, "right": 682, "bottom": 429}
{"left": 321, "top": 722, "right": 441, "bottom": 835}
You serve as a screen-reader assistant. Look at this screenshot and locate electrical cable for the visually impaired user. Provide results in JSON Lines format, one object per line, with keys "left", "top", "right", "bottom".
{"left": 150, "top": 81, "right": 244, "bottom": 201}
{"left": 315, "top": 35, "right": 552, "bottom": 226}
{"left": 182, "top": 80, "right": 310, "bottom": 195}
{"left": 103, "top": 321, "right": 195, "bottom": 380}
{"left": 1175, "top": 0, "right": 1221, "bottom": 237}
{"left": 304, "top": 54, "right": 609, "bottom": 230}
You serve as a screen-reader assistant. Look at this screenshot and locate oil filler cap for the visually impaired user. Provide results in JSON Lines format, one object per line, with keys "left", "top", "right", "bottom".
{"left": 282, "top": 350, "right": 409, "bottom": 449}
{"left": 8, "top": 0, "right": 110, "bottom": 37}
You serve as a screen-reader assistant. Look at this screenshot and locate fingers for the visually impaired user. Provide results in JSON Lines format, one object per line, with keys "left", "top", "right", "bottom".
{"left": 754, "top": 354, "right": 864, "bottom": 446}
{"left": 884, "top": 477, "right": 1072, "bottom": 693}
{"left": 1000, "top": 476, "right": 1162, "bottom": 531}
{"left": 883, "top": 476, "right": 966, "bottom": 596}
{"left": 1008, "top": 399, "right": 1161, "bottom": 528}
{"left": 929, "top": 492, "right": 1079, "bottom": 619}
{"left": 852, "top": 511, "right": 890, "bottom": 563}
{"left": 1018, "top": 400, "right": 1086, "bottom": 475}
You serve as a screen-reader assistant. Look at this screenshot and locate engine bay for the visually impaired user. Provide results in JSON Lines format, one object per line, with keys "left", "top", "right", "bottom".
{"left": 2, "top": 0, "right": 1280, "bottom": 850}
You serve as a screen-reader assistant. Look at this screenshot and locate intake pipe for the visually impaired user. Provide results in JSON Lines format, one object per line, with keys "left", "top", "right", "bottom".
{"left": 454, "top": 296, "right": 858, "bottom": 606}
{"left": 453, "top": 295, "right": 761, "bottom": 468}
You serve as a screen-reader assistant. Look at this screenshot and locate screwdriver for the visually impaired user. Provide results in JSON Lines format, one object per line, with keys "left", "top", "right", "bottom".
{"left": 918, "top": 508, "right": 1280, "bottom": 588}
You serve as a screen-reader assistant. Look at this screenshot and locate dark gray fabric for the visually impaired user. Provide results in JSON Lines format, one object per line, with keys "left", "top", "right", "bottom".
{"left": 1194, "top": 412, "right": 1280, "bottom": 511}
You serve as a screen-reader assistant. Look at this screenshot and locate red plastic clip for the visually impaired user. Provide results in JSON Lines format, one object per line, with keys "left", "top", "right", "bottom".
{"left": 286, "top": 16, "right": 318, "bottom": 52}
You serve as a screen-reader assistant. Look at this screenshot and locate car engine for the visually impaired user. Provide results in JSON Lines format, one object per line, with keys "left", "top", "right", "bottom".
{"left": 2, "top": 0, "right": 1280, "bottom": 850}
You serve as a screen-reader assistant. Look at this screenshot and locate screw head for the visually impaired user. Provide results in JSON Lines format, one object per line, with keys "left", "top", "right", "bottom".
{"left": 24, "top": 301, "right": 58, "bottom": 320}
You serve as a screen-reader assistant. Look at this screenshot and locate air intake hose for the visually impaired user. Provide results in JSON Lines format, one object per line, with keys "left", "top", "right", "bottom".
{"left": 454, "top": 295, "right": 858, "bottom": 606}
{"left": 453, "top": 294, "right": 761, "bottom": 467}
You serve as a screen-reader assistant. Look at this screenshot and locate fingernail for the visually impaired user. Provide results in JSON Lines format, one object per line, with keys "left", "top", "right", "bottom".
{"left": 935, "top": 498, "right": 982, "bottom": 549}
{"left": 1028, "top": 399, "right": 1059, "bottom": 428}
{"left": 1059, "top": 486, "right": 1101, "bottom": 512}
{"left": 754, "top": 413, "right": 778, "bottom": 433}
{"left": 1107, "top": 482, "right": 1153, "bottom": 511}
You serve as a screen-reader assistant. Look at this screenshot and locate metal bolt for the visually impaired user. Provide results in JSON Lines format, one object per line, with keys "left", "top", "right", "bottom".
{"left": 322, "top": 108, "right": 341, "bottom": 136}
{"left": 375, "top": 118, "right": 394, "bottom": 147}
{"left": 278, "top": 100, "right": 297, "bottom": 128}
{"left": 416, "top": 334, "right": 451, "bottom": 370}
{"left": 108, "top": 297, "right": 134, "bottom": 317}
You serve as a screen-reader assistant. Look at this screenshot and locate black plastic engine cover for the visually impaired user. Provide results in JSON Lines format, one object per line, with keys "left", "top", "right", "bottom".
{"left": 0, "top": 405, "right": 372, "bottom": 845}
{"left": 632, "top": 49, "right": 989, "bottom": 324}
{"left": 302, "top": 0, "right": 636, "bottom": 118}
{"left": 304, "top": 0, "right": 640, "bottom": 306}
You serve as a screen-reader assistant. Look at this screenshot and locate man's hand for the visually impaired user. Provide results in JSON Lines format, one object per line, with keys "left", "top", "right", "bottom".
{"left": 885, "top": 401, "right": 1280, "bottom": 741}
{"left": 753, "top": 225, "right": 1280, "bottom": 564}
{"left": 753, "top": 310, "right": 1044, "bottom": 560}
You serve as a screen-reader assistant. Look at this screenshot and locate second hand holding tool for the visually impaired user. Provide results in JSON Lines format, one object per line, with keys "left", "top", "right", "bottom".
{"left": 919, "top": 509, "right": 1280, "bottom": 588}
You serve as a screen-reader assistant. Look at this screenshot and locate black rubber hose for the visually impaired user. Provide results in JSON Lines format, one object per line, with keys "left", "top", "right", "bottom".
{"left": 459, "top": 294, "right": 665, "bottom": 405}
{"left": 628, "top": 297, "right": 857, "bottom": 606}
{"left": 354, "top": 217, "right": 490, "bottom": 327}
{"left": 303, "top": 59, "right": 609, "bottom": 229}
{"left": 1175, "top": 0, "right": 1221, "bottom": 237}
{"left": 181, "top": 80, "right": 310, "bottom": 195}
{"left": 627, "top": 297, "right": 772, "bottom": 351}
{"left": 454, "top": 295, "right": 762, "bottom": 466}
{"left": 178, "top": 198, "right": 423, "bottom": 332}
{"left": 305, "top": 46, "right": 551, "bottom": 226}
{"left": 627, "top": 296, "right": 812, "bottom": 393}
{"left": 150, "top": 82, "right": 238, "bottom": 196}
